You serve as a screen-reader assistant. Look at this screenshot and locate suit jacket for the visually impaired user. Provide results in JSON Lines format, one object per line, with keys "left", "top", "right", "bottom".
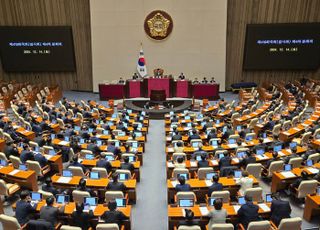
{"left": 26, "top": 219, "right": 53, "bottom": 230}
{"left": 237, "top": 201, "right": 260, "bottom": 229}
{"left": 71, "top": 210, "right": 94, "bottom": 230}
{"left": 197, "top": 160, "right": 209, "bottom": 168}
{"left": 172, "top": 134, "right": 182, "bottom": 141}
{"left": 208, "top": 182, "right": 223, "bottom": 196}
{"left": 20, "top": 150, "right": 34, "bottom": 163}
{"left": 15, "top": 200, "right": 36, "bottom": 225}
{"left": 4, "top": 145, "right": 19, "bottom": 158}
{"left": 69, "top": 161, "right": 87, "bottom": 173}
{"left": 175, "top": 184, "right": 191, "bottom": 192}
{"left": 101, "top": 210, "right": 128, "bottom": 227}
{"left": 219, "top": 156, "right": 232, "bottom": 169}
{"left": 270, "top": 200, "right": 291, "bottom": 226}
{"left": 240, "top": 156, "right": 256, "bottom": 168}
{"left": 96, "top": 159, "right": 112, "bottom": 172}
{"left": 34, "top": 153, "right": 48, "bottom": 168}
{"left": 42, "top": 184, "right": 59, "bottom": 196}
{"left": 120, "top": 162, "right": 134, "bottom": 171}
{"left": 39, "top": 206, "right": 60, "bottom": 227}
{"left": 106, "top": 182, "right": 127, "bottom": 192}
{"left": 188, "top": 134, "right": 201, "bottom": 142}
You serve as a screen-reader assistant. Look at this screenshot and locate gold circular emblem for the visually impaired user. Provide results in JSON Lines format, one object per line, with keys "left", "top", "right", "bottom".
{"left": 144, "top": 10, "right": 173, "bottom": 40}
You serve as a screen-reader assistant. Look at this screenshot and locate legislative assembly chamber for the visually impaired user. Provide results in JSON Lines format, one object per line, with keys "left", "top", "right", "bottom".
{"left": 0, "top": 0, "right": 319, "bottom": 230}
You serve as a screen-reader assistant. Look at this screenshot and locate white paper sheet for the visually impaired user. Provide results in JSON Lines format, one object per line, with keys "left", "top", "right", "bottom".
{"left": 256, "top": 155, "right": 268, "bottom": 160}
{"left": 9, "top": 169, "right": 20, "bottom": 175}
{"left": 57, "top": 177, "right": 72, "bottom": 184}
{"left": 228, "top": 144, "right": 238, "bottom": 148}
{"left": 171, "top": 181, "right": 178, "bottom": 187}
{"left": 293, "top": 127, "right": 301, "bottom": 132}
{"left": 44, "top": 155, "right": 53, "bottom": 160}
{"left": 59, "top": 141, "right": 69, "bottom": 146}
{"left": 211, "top": 160, "right": 218, "bottom": 166}
{"left": 233, "top": 158, "right": 240, "bottom": 163}
{"left": 190, "top": 161, "right": 197, "bottom": 167}
{"left": 258, "top": 203, "right": 271, "bottom": 212}
{"left": 233, "top": 205, "right": 241, "bottom": 213}
{"left": 199, "top": 207, "right": 209, "bottom": 216}
{"left": 307, "top": 167, "right": 320, "bottom": 174}
{"left": 280, "top": 171, "right": 296, "bottom": 178}
{"left": 167, "top": 162, "right": 174, "bottom": 168}
{"left": 167, "top": 147, "right": 174, "bottom": 152}
{"left": 205, "top": 180, "right": 213, "bottom": 186}
{"left": 278, "top": 151, "right": 285, "bottom": 156}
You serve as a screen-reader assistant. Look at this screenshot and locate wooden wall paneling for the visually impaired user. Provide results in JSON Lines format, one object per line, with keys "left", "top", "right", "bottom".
{"left": 0, "top": 0, "right": 92, "bottom": 91}
{"left": 226, "top": 0, "right": 320, "bottom": 90}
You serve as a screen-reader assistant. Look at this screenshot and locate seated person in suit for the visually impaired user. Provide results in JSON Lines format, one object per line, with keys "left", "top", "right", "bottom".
{"left": 69, "top": 155, "right": 88, "bottom": 173}
{"left": 210, "top": 77, "right": 216, "bottom": 83}
{"left": 40, "top": 196, "right": 65, "bottom": 229}
{"left": 96, "top": 153, "right": 112, "bottom": 172}
{"left": 219, "top": 152, "right": 232, "bottom": 169}
{"left": 33, "top": 152, "right": 48, "bottom": 168}
{"left": 75, "top": 178, "right": 97, "bottom": 197}
{"left": 237, "top": 195, "right": 260, "bottom": 229}
{"left": 201, "top": 77, "right": 208, "bottom": 84}
{"left": 132, "top": 73, "right": 139, "bottom": 80}
{"left": 197, "top": 154, "right": 209, "bottom": 168}
{"left": 4, "top": 141, "right": 19, "bottom": 159}
{"left": 175, "top": 175, "right": 191, "bottom": 192}
{"left": 207, "top": 198, "right": 227, "bottom": 226}
{"left": 174, "top": 157, "right": 186, "bottom": 168}
{"left": 42, "top": 178, "right": 60, "bottom": 196}
{"left": 208, "top": 174, "right": 223, "bottom": 196}
{"left": 20, "top": 144, "right": 35, "bottom": 163}
{"left": 107, "top": 142, "right": 121, "bottom": 156}
{"left": 284, "top": 146, "right": 298, "bottom": 164}
{"left": 178, "top": 73, "right": 185, "bottom": 80}
{"left": 207, "top": 129, "right": 217, "bottom": 141}
{"left": 266, "top": 151, "right": 279, "bottom": 169}
{"left": 263, "top": 117, "right": 275, "bottom": 131}
{"left": 171, "top": 115, "right": 179, "bottom": 123}
{"left": 101, "top": 200, "right": 128, "bottom": 228}
{"left": 71, "top": 203, "right": 94, "bottom": 230}
{"left": 15, "top": 190, "right": 37, "bottom": 225}
{"left": 172, "top": 131, "right": 182, "bottom": 141}
{"left": 239, "top": 150, "right": 256, "bottom": 169}
{"left": 120, "top": 156, "right": 135, "bottom": 172}
{"left": 87, "top": 139, "right": 100, "bottom": 155}
{"left": 236, "top": 171, "right": 253, "bottom": 195}
{"left": 118, "top": 77, "right": 125, "bottom": 84}
{"left": 270, "top": 193, "right": 292, "bottom": 226}
{"left": 106, "top": 173, "right": 127, "bottom": 192}
{"left": 192, "top": 78, "right": 200, "bottom": 84}
{"left": 173, "top": 141, "right": 184, "bottom": 153}
{"left": 188, "top": 129, "right": 201, "bottom": 142}
{"left": 178, "top": 209, "right": 199, "bottom": 227}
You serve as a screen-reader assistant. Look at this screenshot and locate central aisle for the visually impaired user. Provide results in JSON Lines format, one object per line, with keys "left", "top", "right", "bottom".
{"left": 132, "top": 120, "right": 168, "bottom": 230}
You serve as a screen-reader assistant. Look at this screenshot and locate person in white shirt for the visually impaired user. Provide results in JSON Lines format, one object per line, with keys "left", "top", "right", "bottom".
{"left": 236, "top": 170, "right": 253, "bottom": 195}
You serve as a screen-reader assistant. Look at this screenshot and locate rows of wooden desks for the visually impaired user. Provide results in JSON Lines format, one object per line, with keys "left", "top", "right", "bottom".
{"left": 271, "top": 163, "right": 320, "bottom": 193}
{"left": 167, "top": 175, "right": 259, "bottom": 203}
{"left": 303, "top": 194, "right": 320, "bottom": 221}
{"left": 168, "top": 203, "right": 271, "bottom": 230}
{"left": 13, "top": 201, "right": 132, "bottom": 230}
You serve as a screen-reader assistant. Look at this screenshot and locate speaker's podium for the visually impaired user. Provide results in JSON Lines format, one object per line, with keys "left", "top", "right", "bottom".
{"left": 150, "top": 90, "right": 166, "bottom": 103}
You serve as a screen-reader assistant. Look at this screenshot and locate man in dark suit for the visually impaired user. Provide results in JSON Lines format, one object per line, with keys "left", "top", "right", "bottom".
{"left": 42, "top": 178, "right": 59, "bottom": 196}
{"left": 237, "top": 195, "right": 260, "bottom": 229}
{"left": 208, "top": 174, "right": 223, "bottom": 196}
{"left": 34, "top": 152, "right": 48, "bottom": 168}
{"left": 239, "top": 151, "right": 256, "bottom": 169}
{"left": 69, "top": 155, "right": 88, "bottom": 173}
{"left": 15, "top": 190, "right": 37, "bottom": 225}
{"left": 197, "top": 154, "right": 209, "bottom": 168}
{"left": 101, "top": 200, "right": 128, "bottom": 228}
{"left": 270, "top": 193, "right": 292, "bottom": 226}
{"left": 3, "top": 141, "right": 19, "bottom": 159}
{"left": 71, "top": 203, "right": 94, "bottom": 230}
{"left": 219, "top": 152, "right": 232, "bottom": 169}
{"left": 264, "top": 117, "right": 275, "bottom": 131}
{"left": 172, "top": 132, "right": 182, "bottom": 141}
{"left": 177, "top": 209, "right": 200, "bottom": 227}
{"left": 39, "top": 196, "right": 64, "bottom": 228}
{"left": 107, "top": 142, "right": 121, "bottom": 156}
{"left": 175, "top": 176, "right": 191, "bottom": 192}
{"left": 120, "top": 156, "right": 135, "bottom": 172}
{"left": 87, "top": 139, "right": 100, "bottom": 155}
{"left": 96, "top": 153, "right": 112, "bottom": 172}
{"left": 266, "top": 151, "right": 279, "bottom": 169}
{"left": 207, "top": 129, "right": 217, "bottom": 141}
{"left": 171, "top": 115, "right": 179, "bottom": 123}
{"left": 188, "top": 129, "right": 201, "bottom": 142}
{"left": 20, "top": 144, "right": 35, "bottom": 163}
{"left": 106, "top": 173, "right": 127, "bottom": 192}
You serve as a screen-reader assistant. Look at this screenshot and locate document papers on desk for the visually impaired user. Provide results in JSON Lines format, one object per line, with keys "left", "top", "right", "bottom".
{"left": 293, "top": 127, "right": 301, "bottom": 132}
{"left": 57, "top": 176, "right": 72, "bottom": 184}
{"left": 228, "top": 144, "right": 238, "bottom": 148}
{"left": 199, "top": 207, "right": 209, "bottom": 216}
{"left": 233, "top": 205, "right": 241, "bottom": 213}
{"left": 167, "top": 147, "right": 174, "bottom": 152}
{"left": 256, "top": 155, "right": 268, "bottom": 160}
{"left": 280, "top": 171, "right": 296, "bottom": 178}
{"left": 171, "top": 181, "right": 178, "bottom": 187}
{"left": 210, "top": 160, "right": 218, "bottom": 166}
{"left": 258, "top": 203, "right": 270, "bottom": 212}
{"left": 9, "top": 169, "right": 20, "bottom": 175}
{"left": 59, "top": 141, "right": 69, "bottom": 146}
{"left": 44, "top": 155, "right": 53, "bottom": 160}
{"left": 205, "top": 180, "right": 213, "bottom": 186}
{"left": 167, "top": 162, "right": 174, "bottom": 168}
{"left": 307, "top": 167, "right": 319, "bottom": 174}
